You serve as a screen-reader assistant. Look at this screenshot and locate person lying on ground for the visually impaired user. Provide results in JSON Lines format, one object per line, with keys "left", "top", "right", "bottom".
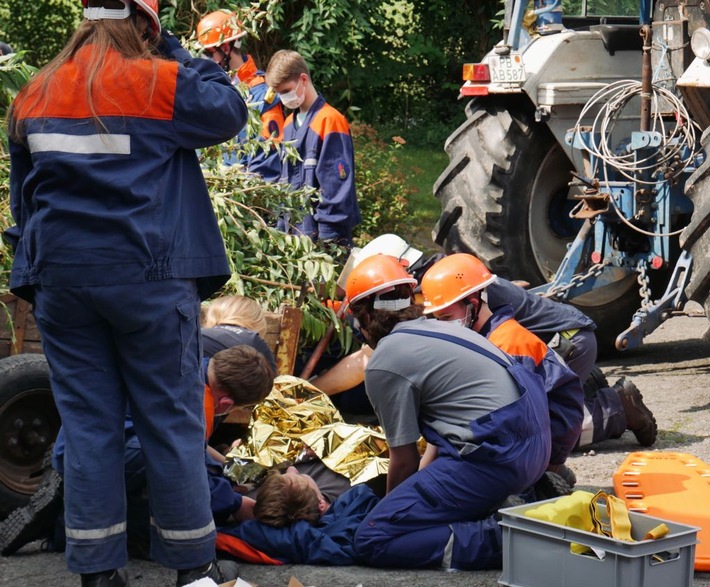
{"left": 216, "top": 466, "right": 380, "bottom": 565}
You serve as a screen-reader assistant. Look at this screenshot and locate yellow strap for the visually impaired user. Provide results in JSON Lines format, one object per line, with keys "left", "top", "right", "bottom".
{"left": 589, "top": 491, "right": 633, "bottom": 542}
{"left": 560, "top": 328, "right": 580, "bottom": 340}
{"left": 644, "top": 523, "right": 670, "bottom": 540}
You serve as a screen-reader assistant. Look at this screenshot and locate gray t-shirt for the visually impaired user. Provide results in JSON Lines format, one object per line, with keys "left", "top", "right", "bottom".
{"left": 365, "top": 317, "right": 521, "bottom": 454}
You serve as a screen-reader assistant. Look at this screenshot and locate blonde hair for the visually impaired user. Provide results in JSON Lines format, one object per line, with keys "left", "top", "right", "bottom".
{"left": 9, "top": 12, "right": 160, "bottom": 142}
{"left": 201, "top": 295, "right": 268, "bottom": 337}
{"left": 265, "top": 49, "right": 310, "bottom": 88}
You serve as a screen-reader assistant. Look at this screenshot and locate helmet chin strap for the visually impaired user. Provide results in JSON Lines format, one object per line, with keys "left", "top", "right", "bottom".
{"left": 218, "top": 44, "right": 234, "bottom": 73}
{"left": 464, "top": 293, "right": 483, "bottom": 329}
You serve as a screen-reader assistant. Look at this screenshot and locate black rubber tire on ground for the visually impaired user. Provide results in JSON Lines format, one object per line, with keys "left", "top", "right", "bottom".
{"left": 0, "top": 354, "right": 59, "bottom": 519}
{"left": 433, "top": 97, "right": 641, "bottom": 355}
{"left": 681, "top": 128, "right": 710, "bottom": 341}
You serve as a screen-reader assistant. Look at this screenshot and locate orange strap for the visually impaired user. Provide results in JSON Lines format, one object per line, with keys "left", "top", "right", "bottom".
{"left": 216, "top": 532, "right": 284, "bottom": 565}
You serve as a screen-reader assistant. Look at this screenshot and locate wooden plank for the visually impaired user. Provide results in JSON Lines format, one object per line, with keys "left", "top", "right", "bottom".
{"left": 274, "top": 306, "right": 302, "bottom": 376}
{"left": 0, "top": 294, "right": 42, "bottom": 358}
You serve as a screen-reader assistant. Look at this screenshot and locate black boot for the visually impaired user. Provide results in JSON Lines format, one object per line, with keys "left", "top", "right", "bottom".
{"left": 176, "top": 559, "right": 239, "bottom": 587}
{"left": 614, "top": 377, "right": 658, "bottom": 446}
{"left": 533, "top": 471, "right": 573, "bottom": 501}
{"left": 80, "top": 569, "right": 129, "bottom": 587}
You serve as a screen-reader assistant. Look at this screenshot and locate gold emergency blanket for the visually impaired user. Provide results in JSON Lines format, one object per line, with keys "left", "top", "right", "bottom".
{"left": 224, "top": 375, "right": 389, "bottom": 485}
{"left": 301, "top": 422, "right": 389, "bottom": 485}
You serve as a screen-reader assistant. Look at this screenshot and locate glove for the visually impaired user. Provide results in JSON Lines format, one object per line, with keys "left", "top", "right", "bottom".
{"left": 157, "top": 30, "right": 191, "bottom": 64}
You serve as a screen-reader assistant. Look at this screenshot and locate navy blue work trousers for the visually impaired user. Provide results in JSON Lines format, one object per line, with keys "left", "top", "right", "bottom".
{"left": 354, "top": 382, "right": 550, "bottom": 570}
{"left": 34, "top": 280, "right": 215, "bottom": 574}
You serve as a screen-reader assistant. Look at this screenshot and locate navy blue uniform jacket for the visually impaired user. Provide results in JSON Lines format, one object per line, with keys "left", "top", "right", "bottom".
{"left": 219, "top": 484, "right": 379, "bottom": 565}
{"left": 8, "top": 42, "right": 247, "bottom": 302}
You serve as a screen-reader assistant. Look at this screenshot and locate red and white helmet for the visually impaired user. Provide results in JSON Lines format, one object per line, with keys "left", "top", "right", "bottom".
{"left": 345, "top": 254, "right": 418, "bottom": 310}
{"left": 421, "top": 253, "right": 497, "bottom": 315}
{"left": 82, "top": 0, "right": 161, "bottom": 34}
{"left": 196, "top": 10, "right": 247, "bottom": 49}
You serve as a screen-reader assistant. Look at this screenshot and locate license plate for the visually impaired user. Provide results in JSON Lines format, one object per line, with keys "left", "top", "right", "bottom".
{"left": 488, "top": 53, "right": 526, "bottom": 83}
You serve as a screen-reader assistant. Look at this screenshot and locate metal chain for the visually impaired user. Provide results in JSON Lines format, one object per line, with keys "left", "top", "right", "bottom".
{"left": 542, "top": 259, "right": 610, "bottom": 300}
{"left": 637, "top": 259, "right": 653, "bottom": 310}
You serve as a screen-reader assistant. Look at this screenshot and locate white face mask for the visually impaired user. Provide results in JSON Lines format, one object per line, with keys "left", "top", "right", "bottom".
{"left": 444, "top": 304, "right": 473, "bottom": 329}
{"left": 279, "top": 79, "right": 305, "bottom": 110}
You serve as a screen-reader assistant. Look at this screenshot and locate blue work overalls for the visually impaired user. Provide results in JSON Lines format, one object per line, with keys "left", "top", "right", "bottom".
{"left": 9, "top": 41, "right": 246, "bottom": 574}
{"left": 354, "top": 329, "right": 551, "bottom": 570}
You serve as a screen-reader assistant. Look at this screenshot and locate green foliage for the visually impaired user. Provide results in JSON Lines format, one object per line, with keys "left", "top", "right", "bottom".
{"left": 351, "top": 123, "right": 410, "bottom": 243}
{"left": 160, "top": 1, "right": 503, "bottom": 147}
{"left": 0, "top": 0, "right": 82, "bottom": 67}
{"left": 0, "top": 51, "right": 35, "bottom": 142}
{"left": 204, "top": 162, "right": 350, "bottom": 349}
{"left": 0, "top": 0, "right": 509, "bottom": 148}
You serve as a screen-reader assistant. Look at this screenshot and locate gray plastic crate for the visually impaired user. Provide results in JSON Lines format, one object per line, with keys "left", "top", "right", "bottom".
{"left": 498, "top": 497, "right": 699, "bottom": 587}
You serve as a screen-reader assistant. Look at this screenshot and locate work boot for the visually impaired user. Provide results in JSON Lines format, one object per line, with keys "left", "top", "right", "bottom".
{"left": 80, "top": 569, "right": 129, "bottom": 587}
{"left": 176, "top": 559, "right": 239, "bottom": 587}
{"left": 614, "top": 377, "right": 658, "bottom": 447}
{"left": 546, "top": 463, "right": 577, "bottom": 488}
{"left": 533, "top": 471, "right": 573, "bottom": 501}
{"left": 0, "top": 459, "right": 63, "bottom": 556}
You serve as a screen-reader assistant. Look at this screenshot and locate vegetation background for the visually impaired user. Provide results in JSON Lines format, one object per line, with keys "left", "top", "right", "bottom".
{"left": 0, "top": 0, "right": 504, "bottom": 353}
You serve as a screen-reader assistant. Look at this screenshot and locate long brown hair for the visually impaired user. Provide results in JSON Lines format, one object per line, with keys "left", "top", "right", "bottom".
{"left": 9, "top": 15, "right": 160, "bottom": 142}
{"left": 349, "top": 284, "right": 424, "bottom": 348}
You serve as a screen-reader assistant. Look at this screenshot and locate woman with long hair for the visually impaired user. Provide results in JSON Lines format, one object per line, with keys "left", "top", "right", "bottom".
{"left": 6, "top": 1, "right": 246, "bottom": 585}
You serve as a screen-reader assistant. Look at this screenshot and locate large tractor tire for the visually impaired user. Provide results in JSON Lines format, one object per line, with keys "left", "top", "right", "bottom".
{"left": 681, "top": 128, "right": 710, "bottom": 340}
{"left": 433, "top": 98, "right": 641, "bottom": 354}
{"left": 0, "top": 354, "right": 59, "bottom": 519}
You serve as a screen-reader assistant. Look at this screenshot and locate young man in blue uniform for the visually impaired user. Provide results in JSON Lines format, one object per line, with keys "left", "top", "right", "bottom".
{"left": 196, "top": 9, "right": 285, "bottom": 181}
{"left": 265, "top": 49, "right": 361, "bottom": 246}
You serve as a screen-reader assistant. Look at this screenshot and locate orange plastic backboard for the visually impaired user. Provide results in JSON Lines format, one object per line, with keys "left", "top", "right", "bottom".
{"left": 613, "top": 451, "right": 710, "bottom": 571}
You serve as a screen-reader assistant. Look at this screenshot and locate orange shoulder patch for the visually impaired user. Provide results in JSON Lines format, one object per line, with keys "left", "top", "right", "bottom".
{"left": 489, "top": 319, "right": 547, "bottom": 366}
{"left": 310, "top": 104, "right": 350, "bottom": 139}
{"left": 15, "top": 50, "right": 178, "bottom": 121}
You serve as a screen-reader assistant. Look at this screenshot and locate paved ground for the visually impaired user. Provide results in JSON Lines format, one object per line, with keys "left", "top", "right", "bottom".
{"left": 1, "top": 311, "right": 709, "bottom": 587}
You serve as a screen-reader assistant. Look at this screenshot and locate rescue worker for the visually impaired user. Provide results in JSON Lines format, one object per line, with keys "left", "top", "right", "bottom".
{"left": 420, "top": 253, "right": 584, "bottom": 483}
{"left": 345, "top": 255, "right": 551, "bottom": 570}
{"left": 484, "top": 274, "right": 658, "bottom": 449}
{"left": 196, "top": 9, "right": 285, "bottom": 181}
{"left": 265, "top": 49, "right": 361, "bottom": 247}
{"left": 5, "top": 1, "right": 247, "bottom": 585}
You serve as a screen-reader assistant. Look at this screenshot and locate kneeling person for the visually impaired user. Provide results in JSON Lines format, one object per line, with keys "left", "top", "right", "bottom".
{"left": 345, "top": 255, "right": 552, "bottom": 570}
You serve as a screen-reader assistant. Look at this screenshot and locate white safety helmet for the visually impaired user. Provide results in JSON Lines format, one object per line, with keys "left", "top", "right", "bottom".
{"left": 355, "top": 234, "right": 423, "bottom": 269}
{"left": 336, "top": 234, "right": 423, "bottom": 291}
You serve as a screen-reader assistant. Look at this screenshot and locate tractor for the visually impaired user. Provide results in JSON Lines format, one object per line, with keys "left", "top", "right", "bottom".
{"left": 433, "top": 0, "right": 710, "bottom": 353}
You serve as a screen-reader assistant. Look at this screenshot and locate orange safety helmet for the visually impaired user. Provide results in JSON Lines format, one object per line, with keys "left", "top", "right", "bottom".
{"left": 82, "top": 0, "right": 161, "bottom": 34}
{"left": 196, "top": 10, "right": 247, "bottom": 49}
{"left": 345, "top": 254, "right": 418, "bottom": 308}
{"left": 421, "top": 253, "right": 496, "bottom": 315}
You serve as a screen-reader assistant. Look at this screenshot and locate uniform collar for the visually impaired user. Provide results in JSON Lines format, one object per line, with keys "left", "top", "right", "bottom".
{"left": 234, "top": 55, "right": 258, "bottom": 83}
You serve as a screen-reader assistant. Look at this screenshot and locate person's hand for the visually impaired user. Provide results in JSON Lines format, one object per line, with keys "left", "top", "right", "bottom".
{"left": 231, "top": 496, "right": 256, "bottom": 521}
{"left": 157, "top": 30, "right": 181, "bottom": 55}
{"left": 157, "top": 30, "right": 191, "bottom": 64}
